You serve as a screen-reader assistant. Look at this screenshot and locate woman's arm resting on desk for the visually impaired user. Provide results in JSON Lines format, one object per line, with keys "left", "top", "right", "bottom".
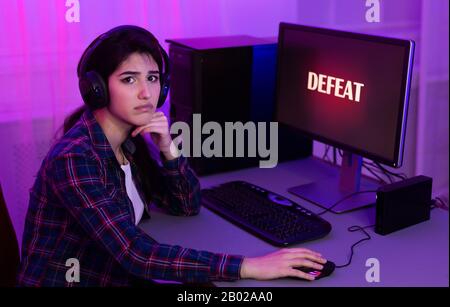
{"left": 50, "top": 153, "right": 239, "bottom": 283}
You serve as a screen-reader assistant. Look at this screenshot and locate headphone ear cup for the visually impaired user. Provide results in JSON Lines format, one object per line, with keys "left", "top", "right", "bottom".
{"left": 157, "top": 74, "right": 170, "bottom": 108}
{"left": 79, "top": 71, "right": 109, "bottom": 109}
{"left": 156, "top": 44, "right": 170, "bottom": 109}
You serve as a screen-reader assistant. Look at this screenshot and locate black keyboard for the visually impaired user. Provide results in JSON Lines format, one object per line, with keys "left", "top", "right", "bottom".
{"left": 201, "top": 181, "right": 332, "bottom": 246}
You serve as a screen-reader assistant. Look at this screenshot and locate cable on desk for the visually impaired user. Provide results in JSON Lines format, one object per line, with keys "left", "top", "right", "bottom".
{"left": 322, "top": 149, "right": 408, "bottom": 185}
{"left": 335, "top": 224, "right": 374, "bottom": 269}
{"left": 362, "top": 163, "right": 389, "bottom": 184}
{"left": 374, "top": 161, "right": 408, "bottom": 181}
{"left": 323, "top": 145, "right": 332, "bottom": 164}
{"left": 316, "top": 190, "right": 378, "bottom": 216}
{"left": 311, "top": 191, "right": 377, "bottom": 269}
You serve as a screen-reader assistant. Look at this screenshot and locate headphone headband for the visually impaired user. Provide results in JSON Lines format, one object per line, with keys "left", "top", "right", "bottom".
{"left": 77, "top": 32, "right": 109, "bottom": 78}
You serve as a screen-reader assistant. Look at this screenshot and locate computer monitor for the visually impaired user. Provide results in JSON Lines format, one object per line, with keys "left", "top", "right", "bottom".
{"left": 275, "top": 22, "right": 415, "bottom": 213}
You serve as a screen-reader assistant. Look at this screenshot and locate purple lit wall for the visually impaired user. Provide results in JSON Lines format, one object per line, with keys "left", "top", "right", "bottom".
{"left": 0, "top": 0, "right": 448, "bottom": 249}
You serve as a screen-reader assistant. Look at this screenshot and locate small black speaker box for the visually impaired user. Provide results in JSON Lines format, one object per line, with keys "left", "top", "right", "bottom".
{"left": 375, "top": 175, "right": 432, "bottom": 235}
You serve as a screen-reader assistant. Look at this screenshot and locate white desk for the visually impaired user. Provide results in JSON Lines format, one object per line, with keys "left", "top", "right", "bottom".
{"left": 140, "top": 158, "right": 449, "bottom": 287}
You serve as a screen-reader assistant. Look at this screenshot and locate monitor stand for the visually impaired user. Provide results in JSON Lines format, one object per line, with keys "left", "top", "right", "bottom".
{"left": 288, "top": 151, "right": 381, "bottom": 213}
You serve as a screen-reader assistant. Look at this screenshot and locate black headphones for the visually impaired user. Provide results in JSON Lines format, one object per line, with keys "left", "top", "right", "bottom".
{"left": 78, "top": 25, "right": 170, "bottom": 110}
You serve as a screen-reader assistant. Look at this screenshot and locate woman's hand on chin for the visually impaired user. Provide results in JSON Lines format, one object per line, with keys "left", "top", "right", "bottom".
{"left": 131, "top": 111, "right": 180, "bottom": 161}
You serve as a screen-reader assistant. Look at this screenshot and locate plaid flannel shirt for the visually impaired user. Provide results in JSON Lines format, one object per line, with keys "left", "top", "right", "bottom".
{"left": 17, "top": 109, "right": 243, "bottom": 287}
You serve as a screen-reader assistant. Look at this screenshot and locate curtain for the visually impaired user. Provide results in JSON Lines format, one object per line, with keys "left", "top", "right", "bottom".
{"left": 417, "top": 0, "right": 449, "bottom": 199}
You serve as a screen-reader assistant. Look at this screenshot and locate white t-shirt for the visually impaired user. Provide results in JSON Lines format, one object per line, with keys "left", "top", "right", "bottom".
{"left": 120, "top": 163, "right": 145, "bottom": 225}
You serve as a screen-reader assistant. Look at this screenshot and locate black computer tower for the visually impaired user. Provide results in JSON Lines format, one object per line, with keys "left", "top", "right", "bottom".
{"left": 166, "top": 35, "right": 312, "bottom": 175}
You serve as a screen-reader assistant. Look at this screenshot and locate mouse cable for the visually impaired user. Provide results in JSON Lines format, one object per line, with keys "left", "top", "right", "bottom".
{"left": 326, "top": 196, "right": 447, "bottom": 269}
{"left": 335, "top": 224, "right": 375, "bottom": 269}
{"left": 335, "top": 197, "right": 446, "bottom": 269}
{"left": 313, "top": 191, "right": 377, "bottom": 269}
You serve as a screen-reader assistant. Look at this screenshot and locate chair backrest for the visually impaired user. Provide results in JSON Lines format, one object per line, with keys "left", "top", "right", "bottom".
{"left": 0, "top": 182, "right": 20, "bottom": 287}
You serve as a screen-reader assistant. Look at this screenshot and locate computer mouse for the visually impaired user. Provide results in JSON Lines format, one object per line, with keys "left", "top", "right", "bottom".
{"left": 294, "top": 260, "right": 335, "bottom": 280}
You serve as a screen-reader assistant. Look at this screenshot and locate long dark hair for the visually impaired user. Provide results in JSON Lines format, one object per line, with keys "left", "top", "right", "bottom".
{"left": 63, "top": 25, "right": 166, "bottom": 204}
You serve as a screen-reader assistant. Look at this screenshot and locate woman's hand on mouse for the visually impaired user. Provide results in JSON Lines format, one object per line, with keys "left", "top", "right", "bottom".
{"left": 131, "top": 111, "right": 180, "bottom": 160}
{"left": 239, "top": 248, "right": 327, "bottom": 281}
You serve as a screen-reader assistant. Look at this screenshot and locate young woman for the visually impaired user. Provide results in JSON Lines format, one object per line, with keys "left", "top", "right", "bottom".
{"left": 17, "top": 25, "right": 327, "bottom": 287}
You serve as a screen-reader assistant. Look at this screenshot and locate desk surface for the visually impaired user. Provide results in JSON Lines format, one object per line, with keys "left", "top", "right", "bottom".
{"left": 140, "top": 157, "right": 449, "bottom": 287}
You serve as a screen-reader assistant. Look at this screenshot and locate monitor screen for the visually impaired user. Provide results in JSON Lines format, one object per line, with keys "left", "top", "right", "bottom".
{"left": 275, "top": 23, "right": 415, "bottom": 167}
